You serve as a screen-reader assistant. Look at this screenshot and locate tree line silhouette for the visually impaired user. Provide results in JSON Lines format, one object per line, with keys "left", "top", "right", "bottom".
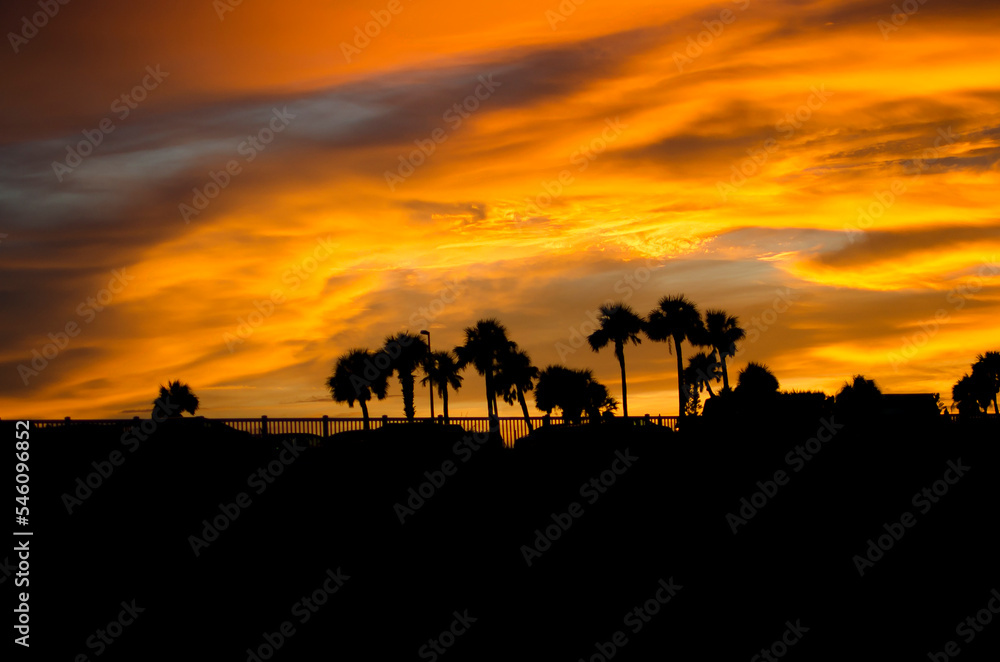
{"left": 318, "top": 294, "right": 1000, "bottom": 430}
{"left": 142, "top": 297, "right": 997, "bottom": 428}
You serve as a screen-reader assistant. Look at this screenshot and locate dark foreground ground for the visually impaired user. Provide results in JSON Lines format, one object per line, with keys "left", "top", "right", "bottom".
{"left": 6, "top": 415, "right": 1000, "bottom": 660}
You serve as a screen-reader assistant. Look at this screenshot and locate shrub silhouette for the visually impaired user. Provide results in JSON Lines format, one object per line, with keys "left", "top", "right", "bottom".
{"left": 734, "top": 362, "right": 779, "bottom": 402}
{"left": 535, "top": 365, "right": 616, "bottom": 424}
{"left": 835, "top": 374, "right": 883, "bottom": 420}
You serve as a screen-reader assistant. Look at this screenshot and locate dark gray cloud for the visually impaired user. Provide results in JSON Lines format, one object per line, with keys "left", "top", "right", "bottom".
{"left": 808, "top": 223, "right": 1000, "bottom": 268}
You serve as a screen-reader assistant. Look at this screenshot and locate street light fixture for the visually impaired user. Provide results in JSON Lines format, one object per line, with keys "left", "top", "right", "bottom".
{"left": 420, "top": 329, "right": 434, "bottom": 421}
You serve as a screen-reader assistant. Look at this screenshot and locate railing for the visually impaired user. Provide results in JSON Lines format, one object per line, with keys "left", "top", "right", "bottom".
{"left": 189, "top": 414, "right": 682, "bottom": 442}
{"left": 15, "top": 413, "right": 995, "bottom": 443}
{"left": 15, "top": 414, "right": 681, "bottom": 443}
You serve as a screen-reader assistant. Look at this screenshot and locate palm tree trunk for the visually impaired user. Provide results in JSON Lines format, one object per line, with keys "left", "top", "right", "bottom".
{"left": 517, "top": 387, "right": 534, "bottom": 432}
{"left": 619, "top": 351, "right": 629, "bottom": 418}
{"left": 720, "top": 353, "right": 730, "bottom": 391}
{"left": 675, "top": 337, "right": 686, "bottom": 418}
{"left": 706, "top": 382, "right": 716, "bottom": 398}
{"left": 442, "top": 388, "right": 450, "bottom": 424}
{"left": 401, "top": 373, "right": 415, "bottom": 421}
{"left": 993, "top": 395, "right": 999, "bottom": 415}
{"left": 360, "top": 399, "right": 370, "bottom": 431}
{"left": 490, "top": 373, "right": 500, "bottom": 419}
{"left": 485, "top": 372, "right": 494, "bottom": 418}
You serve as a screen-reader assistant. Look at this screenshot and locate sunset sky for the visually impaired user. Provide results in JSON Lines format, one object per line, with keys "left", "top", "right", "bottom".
{"left": 2, "top": 0, "right": 999, "bottom": 419}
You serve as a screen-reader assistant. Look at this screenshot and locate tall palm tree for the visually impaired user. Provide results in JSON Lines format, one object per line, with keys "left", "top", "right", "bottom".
{"left": 644, "top": 294, "right": 705, "bottom": 418}
{"left": 495, "top": 344, "right": 539, "bottom": 432}
{"left": 586, "top": 302, "right": 644, "bottom": 417}
{"left": 327, "top": 349, "right": 389, "bottom": 430}
{"left": 421, "top": 351, "right": 463, "bottom": 424}
{"left": 454, "top": 318, "right": 510, "bottom": 418}
{"left": 153, "top": 380, "right": 199, "bottom": 417}
{"left": 686, "top": 350, "right": 722, "bottom": 399}
{"left": 383, "top": 332, "right": 429, "bottom": 421}
{"left": 704, "top": 309, "right": 746, "bottom": 391}
{"left": 972, "top": 351, "right": 1000, "bottom": 414}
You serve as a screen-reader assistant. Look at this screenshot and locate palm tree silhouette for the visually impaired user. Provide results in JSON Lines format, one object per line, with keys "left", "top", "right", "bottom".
{"left": 972, "top": 351, "right": 1000, "bottom": 414}
{"left": 734, "top": 361, "right": 780, "bottom": 400}
{"left": 495, "top": 344, "right": 539, "bottom": 432}
{"left": 153, "top": 380, "right": 199, "bottom": 418}
{"left": 686, "top": 350, "right": 722, "bottom": 399}
{"left": 421, "top": 351, "right": 463, "bottom": 424}
{"left": 383, "top": 332, "right": 429, "bottom": 421}
{"left": 587, "top": 302, "right": 643, "bottom": 417}
{"left": 327, "top": 349, "right": 389, "bottom": 430}
{"left": 951, "top": 371, "right": 992, "bottom": 416}
{"left": 644, "top": 295, "right": 704, "bottom": 418}
{"left": 454, "top": 318, "right": 510, "bottom": 419}
{"left": 704, "top": 309, "right": 746, "bottom": 391}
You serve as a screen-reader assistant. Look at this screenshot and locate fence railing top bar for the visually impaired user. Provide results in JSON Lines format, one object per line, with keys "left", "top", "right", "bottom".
{"left": 17, "top": 415, "right": 742, "bottom": 424}
{"left": 25, "top": 413, "right": 998, "bottom": 428}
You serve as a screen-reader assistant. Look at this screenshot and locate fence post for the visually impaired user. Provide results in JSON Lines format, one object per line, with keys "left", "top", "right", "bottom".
{"left": 261, "top": 415, "right": 268, "bottom": 438}
{"left": 322, "top": 415, "right": 329, "bottom": 439}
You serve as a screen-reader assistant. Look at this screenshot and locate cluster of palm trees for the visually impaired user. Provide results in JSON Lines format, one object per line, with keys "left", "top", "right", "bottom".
{"left": 327, "top": 319, "right": 544, "bottom": 430}
{"left": 952, "top": 352, "right": 1000, "bottom": 415}
{"left": 326, "top": 294, "right": 750, "bottom": 429}
{"left": 586, "top": 296, "right": 746, "bottom": 418}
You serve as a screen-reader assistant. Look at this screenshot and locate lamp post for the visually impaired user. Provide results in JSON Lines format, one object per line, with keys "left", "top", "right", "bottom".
{"left": 420, "top": 329, "right": 434, "bottom": 421}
